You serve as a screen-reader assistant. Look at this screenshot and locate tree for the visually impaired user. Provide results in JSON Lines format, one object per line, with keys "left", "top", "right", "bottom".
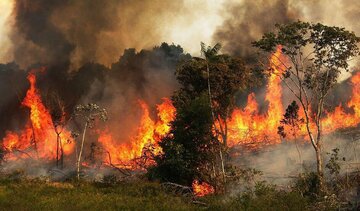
{"left": 278, "top": 101, "right": 304, "bottom": 164}
{"left": 152, "top": 43, "right": 257, "bottom": 189}
{"left": 74, "top": 103, "right": 107, "bottom": 179}
{"left": 253, "top": 21, "right": 360, "bottom": 190}
{"left": 195, "top": 43, "right": 256, "bottom": 147}
{"left": 151, "top": 94, "right": 219, "bottom": 186}
{"left": 45, "top": 91, "right": 70, "bottom": 169}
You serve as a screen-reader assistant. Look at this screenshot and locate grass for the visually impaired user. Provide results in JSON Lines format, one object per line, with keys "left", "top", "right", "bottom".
{"left": 0, "top": 178, "right": 196, "bottom": 211}
{"left": 0, "top": 176, "right": 345, "bottom": 211}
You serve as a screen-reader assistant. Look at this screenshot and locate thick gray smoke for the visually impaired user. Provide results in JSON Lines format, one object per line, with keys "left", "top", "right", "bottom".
{"left": 214, "top": 0, "right": 297, "bottom": 61}
{"left": 214, "top": 0, "right": 360, "bottom": 65}
{"left": 231, "top": 132, "right": 360, "bottom": 186}
{"left": 0, "top": 0, "right": 359, "bottom": 182}
{"left": 10, "top": 0, "right": 187, "bottom": 70}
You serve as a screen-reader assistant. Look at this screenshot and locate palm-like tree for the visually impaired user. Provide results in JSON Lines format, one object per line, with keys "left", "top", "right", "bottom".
{"left": 200, "top": 42, "right": 221, "bottom": 127}
{"left": 200, "top": 42, "right": 226, "bottom": 183}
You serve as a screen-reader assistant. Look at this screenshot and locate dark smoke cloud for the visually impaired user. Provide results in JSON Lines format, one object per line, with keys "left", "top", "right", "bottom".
{"left": 12, "top": 0, "right": 74, "bottom": 68}
{"left": 0, "top": 43, "right": 190, "bottom": 145}
{"left": 80, "top": 43, "right": 191, "bottom": 143}
{"left": 214, "top": 0, "right": 360, "bottom": 111}
{"left": 214, "top": 0, "right": 298, "bottom": 61}
{"left": 214, "top": 0, "right": 360, "bottom": 69}
{"left": 10, "top": 0, "right": 187, "bottom": 70}
{"left": 0, "top": 63, "right": 27, "bottom": 138}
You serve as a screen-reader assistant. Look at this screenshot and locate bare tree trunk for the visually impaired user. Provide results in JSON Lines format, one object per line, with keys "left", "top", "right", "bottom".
{"left": 294, "top": 137, "right": 302, "bottom": 166}
{"left": 56, "top": 130, "right": 60, "bottom": 168}
{"left": 60, "top": 139, "right": 64, "bottom": 169}
{"left": 219, "top": 149, "right": 226, "bottom": 184}
{"left": 315, "top": 98, "right": 325, "bottom": 191}
{"left": 206, "top": 62, "right": 216, "bottom": 125}
{"left": 31, "top": 124, "right": 39, "bottom": 159}
{"left": 315, "top": 146, "right": 323, "bottom": 189}
{"left": 302, "top": 102, "right": 324, "bottom": 192}
{"left": 77, "top": 122, "right": 88, "bottom": 180}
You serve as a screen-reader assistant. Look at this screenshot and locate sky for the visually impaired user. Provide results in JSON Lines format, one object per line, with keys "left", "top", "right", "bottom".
{"left": 0, "top": 0, "right": 359, "bottom": 81}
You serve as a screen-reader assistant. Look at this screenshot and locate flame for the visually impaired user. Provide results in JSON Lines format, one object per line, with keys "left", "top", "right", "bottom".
{"left": 226, "top": 46, "right": 360, "bottom": 149}
{"left": 227, "top": 46, "right": 285, "bottom": 147}
{"left": 2, "top": 71, "right": 74, "bottom": 160}
{"left": 98, "top": 46, "right": 360, "bottom": 166}
{"left": 192, "top": 180, "right": 215, "bottom": 197}
{"left": 98, "top": 98, "right": 176, "bottom": 169}
{"left": 2, "top": 46, "right": 360, "bottom": 174}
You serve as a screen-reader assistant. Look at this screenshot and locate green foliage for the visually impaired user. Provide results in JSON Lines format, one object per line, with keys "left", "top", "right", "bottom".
{"left": 151, "top": 42, "right": 259, "bottom": 187}
{"left": 253, "top": 20, "right": 360, "bottom": 96}
{"left": 294, "top": 172, "right": 322, "bottom": 198}
{"left": 176, "top": 52, "right": 255, "bottom": 121}
{"left": 253, "top": 21, "right": 360, "bottom": 190}
{"left": 208, "top": 182, "right": 308, "bottom": 211}
{"left": 225, "top": 166, "right": 262, "bottom": 190}
{"left": 326, "top": 148, "right": 344, "bottom": 176}
{"left": 0, "top": 179, "right": 196, "bottom": 211}
{"left": 201, "top": 42, "right": 222, "bottom": 61}
{"left": 278, "top": 101, "right": 304, "bottom": 138}
{"left": 150, "top": 94, "right": 218, "bottom": 185}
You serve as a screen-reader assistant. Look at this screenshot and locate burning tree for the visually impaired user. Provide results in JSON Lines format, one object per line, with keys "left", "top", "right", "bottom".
{"left": 152, "top": 94, "right": 218, "bottom": 186}
{"left": 74, "top": 103, "right": 107, "bottom": 179}
{"left": 197, "top": 43, "right": 257, "bottom": 147}
{"left": 253, "top": 21, "right": 360, "bottom": 190}
{"left": 151, "top": 43, "right": 257, "bottom": 191}
{"left": 44, "top": 91, "right": 71, "bottom": 169}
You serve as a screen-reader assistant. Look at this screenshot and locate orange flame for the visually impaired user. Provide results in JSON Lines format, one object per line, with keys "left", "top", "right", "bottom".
{"left": 192, "top": 180, "right": 215, "bottom": 197}
{"left": 98, "top": 98, "right": 176, "bottom": 169}
{"left": 227, "top": 46, "right": 285, "bottom": 147}
{"left": 226, "top": 46, "right": 360, "bottom": 148}
{"left": 2, "top": 71, "right": 74, "bottom": 160}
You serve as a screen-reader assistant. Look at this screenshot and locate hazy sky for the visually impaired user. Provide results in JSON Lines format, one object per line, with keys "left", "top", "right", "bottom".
{"left": 0, "top": 0, "right": 359, "bottom": 79}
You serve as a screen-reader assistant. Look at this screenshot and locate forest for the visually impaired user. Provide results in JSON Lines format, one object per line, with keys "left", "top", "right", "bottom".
{"left": 0, "top": 1, "right": 360, "bottom": 210}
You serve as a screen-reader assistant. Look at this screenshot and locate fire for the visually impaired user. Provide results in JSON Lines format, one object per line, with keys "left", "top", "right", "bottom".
{"left": 192, "top": 180, "right": 215, "bottom": 197}
{"left": 226, "top": 46, "right": 360, "bottom": 149}
{"left": 2, "top": 46, "right": 360, "bottom": 175}
{"left": 98, "top": 46, "right": 360, "bottom": 167}
{"left": 2, "top": 71, "right": 74, "bottom": 160}
{"left": 227, "top": 46, "right": 285, "bottom": 147}
{"left": 98, "top": 98, "right": 176, "bottom": 168}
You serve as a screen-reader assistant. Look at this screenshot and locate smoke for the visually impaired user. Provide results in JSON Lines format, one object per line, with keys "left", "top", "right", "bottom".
{"left": 0, "top": 63, "right": 27, "bottom": 138}
{"left": 214, "top": 0, "right": 297, "bottom": 61}
{"left": 232, "top": 132, "right": 360, "bottom": 186}
{"left": 214, "top": 0, "right": 360, "bottom": 77}
{"left": 80, "top": 43, "right": 190, "bottom": 145}
{"left": 0, "top": 0, "right": 360, "bottom": 182}
{"left": 11, "top": 0, "right": 74, "bottom": 68}
{"left": 2, "top": 0, "right": 226, "bottom": 70}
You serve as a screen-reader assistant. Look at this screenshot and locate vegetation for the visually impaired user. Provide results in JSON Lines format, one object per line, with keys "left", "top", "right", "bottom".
{"left": 0, "top": 178, "right": 195, "bottom": 211}
{"left": 74, "top": 103, "right": 108, "bottom": 179}
{"left": 1, "top": 20, "right": 360, "bottom": 210}
{"left": 253, "top": 21, "right": 360, "bottom": 190}
{"left": 150, "top": 43, "right": 258, "bottom": 190}
{"left": 1, "top": 173, "right": 357, "bottom": 211}
{"left": 150, "top": 94, "right": 219, "bottom": 186}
